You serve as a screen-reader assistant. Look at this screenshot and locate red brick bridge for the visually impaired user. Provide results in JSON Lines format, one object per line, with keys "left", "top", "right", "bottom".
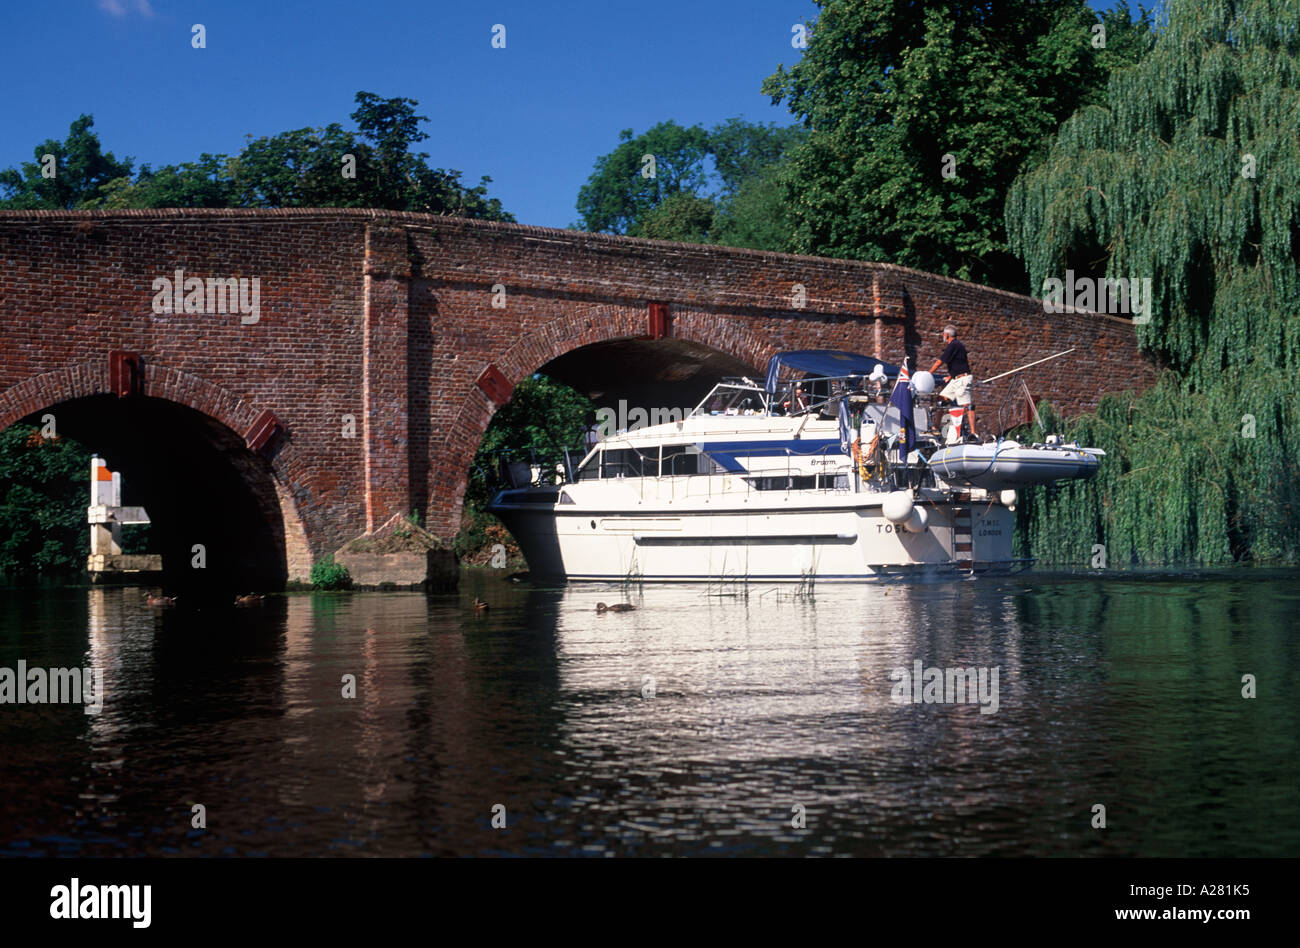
{"left": 0, "top": 209, "right": 1154, "bottom": 587}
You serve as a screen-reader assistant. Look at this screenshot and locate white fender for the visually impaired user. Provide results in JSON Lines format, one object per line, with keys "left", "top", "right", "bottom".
{"left": 883, "top": 490, "right": 914, "bottom": 524}
{"left": 903, "top": 505, "right": 929, "bottom": 533}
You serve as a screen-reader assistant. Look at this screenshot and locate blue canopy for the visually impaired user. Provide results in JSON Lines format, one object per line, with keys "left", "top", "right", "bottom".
{"left": 764, "top": 350, "right": 900, "bottom": 394}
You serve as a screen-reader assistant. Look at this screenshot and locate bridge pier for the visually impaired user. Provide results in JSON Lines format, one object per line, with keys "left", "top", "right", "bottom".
{"left": 361, "top": 223, "right": 414, "bottom": 534}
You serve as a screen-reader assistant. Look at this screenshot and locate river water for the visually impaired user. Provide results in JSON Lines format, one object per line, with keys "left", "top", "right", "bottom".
{"left": 1, "top": 569, "right": 1296, "bottom": 857}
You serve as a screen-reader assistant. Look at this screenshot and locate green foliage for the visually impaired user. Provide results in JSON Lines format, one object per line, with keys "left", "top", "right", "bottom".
{"left": 0, "top": 425, "right": 93, "bottom": 575}
{"left": 708, "top": 162, "right": 797, "bottom": 250}
{"left": 453, "top": 505, "right": 490, "bottom": 560}
{"left": 0, "top": 115, "right": 133, "bottom": 209}
{"left": 227, "top": 124, "right": 357, "bottom": 208}
{"left": 707, "top": 117, "right": 807, "bottom": 197}
{"left": 465, "top": 374, "right": 594, "bottom": 510}
{"left": 310, "top": 557, "right": 352, "bottom": 590}
{"left": 575, "top": 121, "right": 712, "bottom": 235}
{"left": 1091, "top": 5, "right": 1159, "bottom": 82}
{"left": 574, "top": 117, "right": 806, "bottom": 250}
{"left": 638, "top": 191, "right": 717, "bottom": 243}
{"left": 101, "top": 154, "right": 235, "bottom": 209}
{"left": 457, "top": 374, "right": 593, "bottom": 562}
{"left": 118, "top": 523, "right": 152, "bottom": 555}
{"left": 1006, "top": 0, "right": 1300, "bottom": 565}
{"left": 451, "top": 509, "right": 524, "bottom": 568}
{"left": 2, "top": 93, "right": 512, "bottom": 220}
{"left": 762, "top": 0, "right": 1153, "bottom": 289}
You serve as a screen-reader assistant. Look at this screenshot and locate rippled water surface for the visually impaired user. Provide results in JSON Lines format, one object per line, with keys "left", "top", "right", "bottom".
{"left": 1, "top": 570, "right": 1297, "bottom": 856}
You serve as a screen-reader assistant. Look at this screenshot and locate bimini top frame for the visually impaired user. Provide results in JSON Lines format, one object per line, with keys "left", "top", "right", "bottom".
{"left": 690, "top": 350, "right": 904, "bottom": 421}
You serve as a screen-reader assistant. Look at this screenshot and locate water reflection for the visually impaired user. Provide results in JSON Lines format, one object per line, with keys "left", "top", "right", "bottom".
{"left": 0, "top": 571, "right": 1296, "bottom": 856}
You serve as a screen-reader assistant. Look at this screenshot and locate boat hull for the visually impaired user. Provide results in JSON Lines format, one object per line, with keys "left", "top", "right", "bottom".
{"left": 490, "top": 492, "right": 1015, "bottom": 582}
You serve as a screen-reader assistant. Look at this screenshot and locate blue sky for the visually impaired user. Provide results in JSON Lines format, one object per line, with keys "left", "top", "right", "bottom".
{"left": 1, "top": 1, "right": 1125, "bottom": 229}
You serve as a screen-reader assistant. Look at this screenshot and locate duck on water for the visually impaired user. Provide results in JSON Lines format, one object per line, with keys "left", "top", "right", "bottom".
{"left": 596, "top": 602, "right": 635, "bottom": 613}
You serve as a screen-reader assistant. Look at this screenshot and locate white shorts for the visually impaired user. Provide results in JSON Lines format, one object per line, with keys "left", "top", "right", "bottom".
{"left": 940, "top": 374, "right": 973, "bottom": 406}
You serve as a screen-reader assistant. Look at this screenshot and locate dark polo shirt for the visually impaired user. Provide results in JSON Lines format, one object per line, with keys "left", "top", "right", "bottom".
{"left": 939, "top": 338, "right": 971, "bottom": 377}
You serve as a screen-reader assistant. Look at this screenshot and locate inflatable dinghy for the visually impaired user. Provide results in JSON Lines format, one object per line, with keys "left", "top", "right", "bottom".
{"left": 928, "top": 440, "right": 1105, "bottom": 490}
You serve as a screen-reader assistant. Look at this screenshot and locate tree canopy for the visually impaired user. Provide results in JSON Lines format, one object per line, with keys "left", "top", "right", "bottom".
{"left": 0, "top": 115, "right": 133, "bottom": 210}
{"left": 0, "top": 425, "right": 92, "bottom": 576}
{"left": 0, "top": 92, "right": 512, "bottom": 220}
{"left": 575, "top": 121, "right": 712, "bottom": 236}
{"left": 573, "top": 118, "right": 806, "bottom": 248}
{"left": 761, "top": 0, "right": 1154, "bottom": 290}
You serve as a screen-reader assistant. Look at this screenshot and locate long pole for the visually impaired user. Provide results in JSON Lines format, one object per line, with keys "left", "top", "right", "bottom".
{"left": 979, "top": 347, "right": 1076, "bottom": 384}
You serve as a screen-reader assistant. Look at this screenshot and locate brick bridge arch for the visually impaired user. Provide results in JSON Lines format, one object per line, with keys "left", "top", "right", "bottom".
{"left": 0, "top": 209, "right": 1155, "bottom": 583}
{"left": 441, "top": 303, "right": 782, "bottom": 516}
{"left": 0, "top": 360, "right": 311, "bottom": 583}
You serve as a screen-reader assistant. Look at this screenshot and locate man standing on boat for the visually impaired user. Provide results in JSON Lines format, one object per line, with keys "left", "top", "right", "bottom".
{"left": 929, "top": 325, "right": 979, "bottom": 441}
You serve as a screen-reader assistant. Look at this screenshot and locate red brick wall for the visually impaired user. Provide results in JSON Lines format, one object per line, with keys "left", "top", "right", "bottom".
{"left": 0, "top": 209, "right": 1157, "bottom": 566}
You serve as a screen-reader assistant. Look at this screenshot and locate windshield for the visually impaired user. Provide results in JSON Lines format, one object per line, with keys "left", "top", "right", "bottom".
{"left": 690, "top": 382, "right": 769, "bottom": 417}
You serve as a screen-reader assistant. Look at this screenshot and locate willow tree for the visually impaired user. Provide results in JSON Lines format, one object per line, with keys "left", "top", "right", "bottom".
{"left": 1006, "top": 0, "right": 1300, "bottom": 565}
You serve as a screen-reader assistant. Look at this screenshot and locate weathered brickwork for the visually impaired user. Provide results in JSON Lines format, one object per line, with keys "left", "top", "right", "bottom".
{"left": 0, "top": 209, "right": 1156, "bottom": 577}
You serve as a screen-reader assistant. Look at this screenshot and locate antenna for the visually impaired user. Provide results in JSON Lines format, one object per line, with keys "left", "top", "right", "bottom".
{"left": 980, "top": 347, "right": 1076, "bottom": 384}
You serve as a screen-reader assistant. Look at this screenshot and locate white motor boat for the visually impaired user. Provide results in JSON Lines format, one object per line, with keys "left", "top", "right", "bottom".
{"left": 488, "top": 350, "right": 1103, "bottom": 583}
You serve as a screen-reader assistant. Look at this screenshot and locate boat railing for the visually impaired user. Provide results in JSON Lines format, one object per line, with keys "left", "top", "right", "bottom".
{"left": 690, "top": 373, "right": 895, "bottom": 422}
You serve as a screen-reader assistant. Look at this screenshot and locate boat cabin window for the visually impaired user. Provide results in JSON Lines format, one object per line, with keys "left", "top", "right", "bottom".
{"left": 660, "top": 444, "right": 704, "bottom": 476}
{"left": 575, "top": 452, "right": 601, "bottom": 480}
{"left": 598, "top": 448, "right": 656, "bottom": 479}
{"left": 574, "top": 444, "right": 718, "bottom": 479}
{"left": 746, "top": 473, "right": 849, "bottom": 491}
